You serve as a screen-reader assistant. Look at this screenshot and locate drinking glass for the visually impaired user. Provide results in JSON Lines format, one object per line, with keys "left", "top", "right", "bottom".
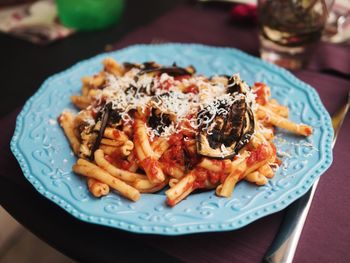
{"left": 258, "top": 0, "right": 334, "bottom": 70}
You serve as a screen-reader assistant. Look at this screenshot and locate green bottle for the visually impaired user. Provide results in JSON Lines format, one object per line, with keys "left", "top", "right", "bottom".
{"left": 56, "top": 0, "right": 124, "bottom": 31}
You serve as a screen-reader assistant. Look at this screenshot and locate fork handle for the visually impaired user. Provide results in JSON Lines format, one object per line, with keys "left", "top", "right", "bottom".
{"left": 263, "top": 179, "right": 319, "bottom": 263}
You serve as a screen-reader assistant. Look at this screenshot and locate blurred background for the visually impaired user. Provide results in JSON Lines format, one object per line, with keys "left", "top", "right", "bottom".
{"left": 0, "top": 0, "right": 349, "bottom": 119}
{"left": 0, "top": 207, "right": 73, "bottom": 262}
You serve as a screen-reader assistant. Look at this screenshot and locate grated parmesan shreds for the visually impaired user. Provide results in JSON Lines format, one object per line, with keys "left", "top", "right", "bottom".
{"left": 86, "top": 69, "right": 256, "bottom": 140}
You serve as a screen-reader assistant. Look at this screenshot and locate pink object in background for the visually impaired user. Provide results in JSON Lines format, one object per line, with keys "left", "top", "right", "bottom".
{"left": 230, "top": 4, "right": 257, "bottom": 24}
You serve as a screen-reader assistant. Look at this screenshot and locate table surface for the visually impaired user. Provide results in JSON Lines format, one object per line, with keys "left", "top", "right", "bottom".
{"left": 1, "top": 2, "right": 350, "bottom": 263}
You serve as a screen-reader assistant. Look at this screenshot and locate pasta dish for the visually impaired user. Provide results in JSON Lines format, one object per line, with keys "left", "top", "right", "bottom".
{"left": 58, "top": 58, "right": 312, "bottom": 206}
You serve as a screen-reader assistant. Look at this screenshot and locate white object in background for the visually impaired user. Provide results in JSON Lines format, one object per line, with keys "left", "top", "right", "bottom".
{"left": 0, "top": 0, "right": 74, "bottom": 44}
{"left": 324, "top": 0, "right": 350, "bottom": 43}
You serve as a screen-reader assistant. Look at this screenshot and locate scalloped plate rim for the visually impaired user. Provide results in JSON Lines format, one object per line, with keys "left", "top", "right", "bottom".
{"left": 10, "top": 43, "right": 333, "bottom": 235}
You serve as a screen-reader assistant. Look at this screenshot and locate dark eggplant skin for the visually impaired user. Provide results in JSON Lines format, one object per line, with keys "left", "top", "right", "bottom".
{"left": 123, "top": 61, "right": 160, "bottom": 72}
{"left": 143, "top": 62, "right": 162, "bottom": 70}
{"left": 89, "top": 103, "right": 111, "bottom": 160}
{"left": 209, "top": 74, "right": 230, "bottom": 80}
{"left": 148, "top": 108, "right": 171, "bottom": 134}
{"left": 227, "top": 75, "right": 245, "bottom": 94}
{"left": 197, "top": 99, "right": 251, "bottom": 159}
{"left": 147, "top": 92, "right": 174, "bottom": 134}
{"left": 234, "top": 106, "right": 255, "bottom": 153}
{"left": 122, "top": 62, "right": 139, "bottom": 71}
{"left": 109, "top": 109, "right": 121, "bottom": 125}
{"left": 123, "top": 61, "right": 196, "bottom": 78}
{"left": 125, "top": 82, "right": 156, "bottom": 96}
{"left": 197, "top": 75, "right": 255, "bottom": 159}
{"left": 138, "top": 65, "right": 196, "bottom": 77}
{"left": 201, "top": 98, "right": 246, "bottom": 150}
{"left": 222, "top": 98, "right": 246, "bottom": 145}
{"left": 94, "top": 103, "right": 121, "bottom": 126}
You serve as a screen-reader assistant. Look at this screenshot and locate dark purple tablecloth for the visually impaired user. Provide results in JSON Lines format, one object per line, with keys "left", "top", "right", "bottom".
{"left": 1, "top": 4, "right": 350, "bottom": 263}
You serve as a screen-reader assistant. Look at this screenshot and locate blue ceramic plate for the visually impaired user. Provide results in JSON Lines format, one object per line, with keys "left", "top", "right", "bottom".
{"left": 11, "top": 44, "right": 333, "bottom": 235}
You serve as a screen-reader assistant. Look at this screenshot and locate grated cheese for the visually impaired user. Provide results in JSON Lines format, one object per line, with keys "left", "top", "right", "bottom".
{"left": 85, "top": 69, "right": 256, "bottom": 140}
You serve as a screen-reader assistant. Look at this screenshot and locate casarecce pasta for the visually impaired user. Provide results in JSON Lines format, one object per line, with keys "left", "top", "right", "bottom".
{"left": 58, "top": 58, "right": 312, "bottom": 205}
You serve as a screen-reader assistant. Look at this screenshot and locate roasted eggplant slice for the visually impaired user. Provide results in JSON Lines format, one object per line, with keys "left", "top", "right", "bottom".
{"left": 148, "top": 108, "right": 172, "bottom": 134}
{"left": 138, "top": 64, "right": 196, "bottom": 77}
{"left": 89, "top": 103, "right": 111, "bottom": 160}
{"left": 123, "top": 61, "right": 160, "bottom": 72}
{"left": 147, "top": 92, "right": 175, "bottom": 134}
{"left": 235, "top": 106, "right": 255, "bottom": 153}
{"left": 227, "top": 74, "right": 248, "bottom": 94}
{"left": 197, "top": 75, "right": 255, "bottom": 159}
{"left": 125, "top": 82, "right": 156, "bottom": 96}
{"left": 124, "top": 61, "right": 195, "bottom": 79}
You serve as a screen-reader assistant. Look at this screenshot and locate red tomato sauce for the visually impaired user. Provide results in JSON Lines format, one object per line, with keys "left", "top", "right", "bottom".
{"left": 161, "top": 144, "right": 185, "bottom": 167}
{"left": 140, "top": 157, "right": 160, "bottom": 180}
{"left": 304, "top": 126, "right": 312, "bottom": 136}
{"left": 112, "top": 130, "right": 121, "bottom": 139}
{"left": 193, "top": 167, "right": 226, "bottom": 189}
{"left": 161, "top": 132, "right": 199, "bottom": 169}
{"left": 247, "top": 143, "right": 271, "bottom": 166}
{"left": 184, "top": 84, "right": 199, "bottom": 94}
{"left": 159, "top": 79, "right": 172, "bottom": 90}
{"left": 270, "top": 142, "right": 277, "bottom": 156}
{"left": 211, "top": 159, "right": 230, "bottom": 183}
{"left": 168, "top": 133, "right": 183, "bottom": 145}
{"left": 91, "top": 110, "right": 97, "bottom": 119}
{"left": 105, "top": 153, "right": 133, "bottom": 171}
{"left": 174, "top": 75, "right": 191, "bottom": 81}
{"left": 167, "top": 198, "right": 176, "bottom": 207}
{"left": 253, "top": 82, "right": 270, "bottom": 105}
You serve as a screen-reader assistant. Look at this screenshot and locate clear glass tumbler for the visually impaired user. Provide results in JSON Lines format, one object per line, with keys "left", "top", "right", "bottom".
{"left": 258, "top": 0, "right": 334, "bottom": 70}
